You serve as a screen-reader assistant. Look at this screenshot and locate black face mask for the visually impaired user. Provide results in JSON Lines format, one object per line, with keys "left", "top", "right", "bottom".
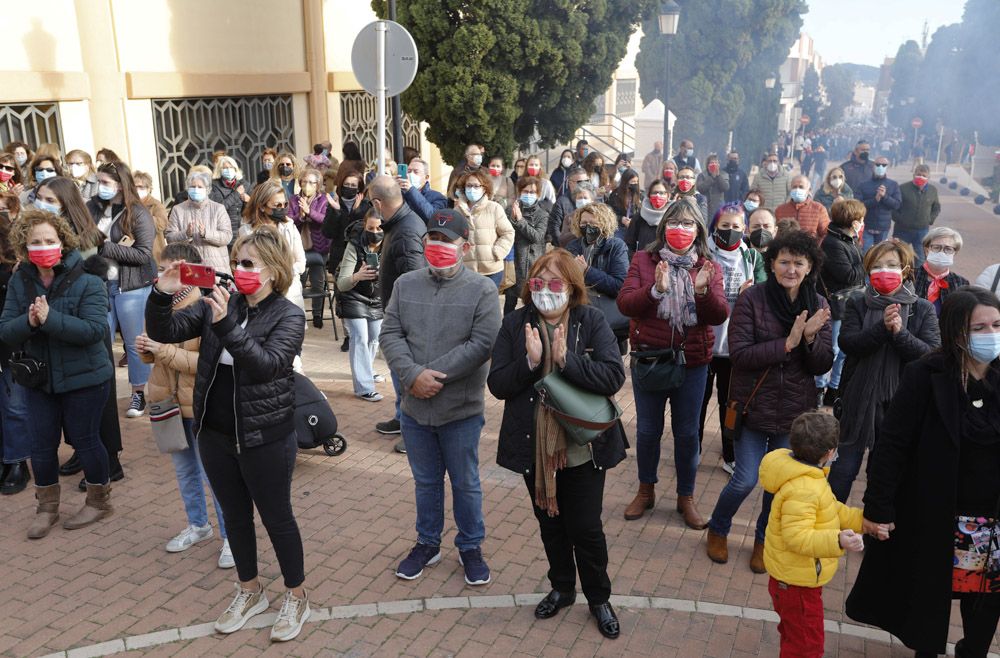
{"left": 583, "top": 224, "right": 601, "bottom": 244}
{"left": 726, "top": 160, "right": 739, "bottom": 171}
{"left": 278, "top": 165, "right": 293, "bottom": 177}
{"left": 627, "top": 183, "right": 639, "bottom": 193}
{"left": 269, "top": 207, "right": 287, "bottom": 221}
{"left": 340, "top": 187, "right": 359, "bottom": 200}
{"left": 365, "top": 230, "right": 383, "bottom": 244}
{"left": 858, "top": 151, "right": 870, "bottom": 162}
{"left": 714, "top": 228, "right": 744, "bottom": 250}
{"left": 749, "top": 228, "right": 773, "bottom": 249}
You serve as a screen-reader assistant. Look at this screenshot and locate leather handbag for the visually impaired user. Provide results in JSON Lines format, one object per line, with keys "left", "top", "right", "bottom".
{"left": 149, "top": 398, "right": 188, "bottom": 454}
{"left": 9, "top": 352, "right": 48, "bottom": 389}
{"left": 630, "top": 341, "right": 686, "bottom": 394}
{"left": 589, "top": 290, "right": 630, "bottom": 336}
{"left": 534, "top": 369, "right": 622, "bottom": 446}
{"left": 722, "top": 368, "right": 770, "bottom": 443}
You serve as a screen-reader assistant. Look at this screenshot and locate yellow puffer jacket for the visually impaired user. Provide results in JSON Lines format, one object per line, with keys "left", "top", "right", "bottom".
{"left": 456, "top": 198, "right": 514, "bottom": 275}
{"left": 759, "top": 449, "right": 863, "bottom": 587}
{"left": 145, "top": 288, "right": 201, "bottom": 418}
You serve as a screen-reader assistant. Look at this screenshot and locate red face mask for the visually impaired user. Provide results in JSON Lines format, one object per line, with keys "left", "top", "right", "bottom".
{"left": 676, "top": 179, "right": 695, "bottom": 193}
{"left": 27, "top": 245, "right": 62, "bottom": 269}
{"left": 649, "top": 193, "right": 668, "bottom": 210}
{"left": 233, "top": 268, "right": 264, "bottom": 295}
{"left": 913, "top": 175, "right": 928, "bottom": 187}
{"left": 662, "top": 171, "right": 674, "bottom": 182}
{"left": 526, "top": 165, "right": 541, "bottom": 176}
{"left": 870, "top": 269, "right": 903, "bottom": 295}
{"left": 425, "top": 240, "right": 461, "bottom": 270}
{"left": 665, "top": 227, "right": 696, "bottom": 251}
{"left": 0, "top": 169, "right": 13, "bottom": 183}
{"left": 708, "top": 163, "right": 719, "bottom": 175}
{"left": 489, "top": 166, "right": 502, "bottom": 176}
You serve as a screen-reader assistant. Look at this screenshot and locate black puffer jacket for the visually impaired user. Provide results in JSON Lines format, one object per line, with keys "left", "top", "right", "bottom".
{"left": 489, "top": 304, "right": 628, "bottom": 474}
{"left": 321, "top": 197, "right": 371, "bottom": 276}
{"left": 819, "top": 225, "right": 864, "bottom": 319}
{"left": 210, "top": 178, "right": 247, "bottom": 245}
{"left": 145, "top": 288, "right": 305, "bottom": 449}
{"left": 378, "top": 203, "right": 426, "bottom": 306}
{"left": 336, "top": 231, "right": 383, "bottom": 321}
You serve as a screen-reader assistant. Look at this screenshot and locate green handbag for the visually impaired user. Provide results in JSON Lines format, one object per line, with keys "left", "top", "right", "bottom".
{"left": 534, "top": 369, "right": 623, "bottom": 447}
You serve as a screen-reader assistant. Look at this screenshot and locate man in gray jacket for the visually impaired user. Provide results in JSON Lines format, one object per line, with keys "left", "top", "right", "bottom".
{"left": 380, "top": 208, "right": 502, "bottom": 587}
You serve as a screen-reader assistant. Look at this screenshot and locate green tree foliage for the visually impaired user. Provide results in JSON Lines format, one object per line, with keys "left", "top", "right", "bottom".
{"left": 371, "top": 0, "right": 654, "bottom": 165}
{"left": 797, "top": 65, "right": 822, "bottom": 129}
{"left": 820, "top": 64, "right": 854, "bottom": 127}
{"left": 635, "top": 0, "right": 804, "bottom": 163}
{"left": 886, "top": 40, "right": 923, "bottom": 130}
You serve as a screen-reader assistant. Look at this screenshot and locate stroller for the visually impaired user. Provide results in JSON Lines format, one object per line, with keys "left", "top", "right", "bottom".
{"left": 293, "top": 373, "right": 347, "bottom": 457}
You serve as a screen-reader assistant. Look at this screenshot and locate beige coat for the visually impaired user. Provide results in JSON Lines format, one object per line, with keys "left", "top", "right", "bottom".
{"left": 145, "top": 288, "right": 201, "bottom": 418}
{"left": 456, "top": 198, "right": 514, "bottom": 275}
{"left": 166, "top": 199, "right": 233, "bottom": 273}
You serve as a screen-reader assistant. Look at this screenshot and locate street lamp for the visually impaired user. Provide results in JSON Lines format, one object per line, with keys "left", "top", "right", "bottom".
{"left": 659, "top": 0, "right": 680, "bottom": 160}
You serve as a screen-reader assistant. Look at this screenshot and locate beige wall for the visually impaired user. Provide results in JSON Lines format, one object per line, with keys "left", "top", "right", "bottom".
{"left": 6, "top": 1, "right": 84, "bottom": 72}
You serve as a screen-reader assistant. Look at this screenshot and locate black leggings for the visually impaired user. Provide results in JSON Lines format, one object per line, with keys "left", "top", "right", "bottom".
{"left": 198, "top": 429, "right": 304, "bottom": 588}
{"left": 699, "top": 356, "right": 734, "bottom": 462}
{"left": 914, "top": 595, "right": 1000, "bottom": 657}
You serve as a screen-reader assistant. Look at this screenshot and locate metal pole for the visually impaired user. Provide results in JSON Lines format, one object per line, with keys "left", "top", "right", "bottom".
{"left": 662, "top": 39, "right": 672, "bottom": 165}
{"left": 936, "top": 125, "right": 944, "bottom": 172}
{"left": 389, "top": 0, "right": 405, "bottom": 164}
{"left": 376, "top": 20, "right": 387, "bottom": 176}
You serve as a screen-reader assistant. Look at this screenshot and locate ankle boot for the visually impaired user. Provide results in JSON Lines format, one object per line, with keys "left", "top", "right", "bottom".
{"left": 63, "top": 482, "right": 113, "bottom": 530}
{"left": 749, "top": 541, "right": 766, "bottom": 574}
{"left": 27, "top": 484, "right": 61, "bottom": 539}
{"left": 623, "top": 483, "right": 655, "bottom": 520}
{"left": 706, "top": 529, "right": 728, "bottom": 563}
{"left": 676, "top": 495, "right": 708, "bottom": 530}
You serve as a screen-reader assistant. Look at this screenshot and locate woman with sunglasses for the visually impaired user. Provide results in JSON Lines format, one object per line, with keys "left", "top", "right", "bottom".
{"left": 0, "top": 152, "right": 25, "bottom": 197}
{"left": 617, "top": 196, "right": 728, "bottom": 529}
{"left": 914, "top": 226, "right": 969, "bottom": 316}
{"left": 146, "top": 229, "right": 309, "bottom": 642}
{"left": 20, "top": 154, "right": 63, "bottom": 207}
{"left": 241, "top": 180, "right": 306, "bottom": 312}
{"left": 488, "top": 248, "right": 627, "bottom": 639}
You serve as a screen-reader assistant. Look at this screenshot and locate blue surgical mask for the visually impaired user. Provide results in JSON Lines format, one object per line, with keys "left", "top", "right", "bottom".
{"left": 743, "top": 199, "right": 759, "bottom": 212}
{"left": 969, "top": 333, "right": 1000, "bottom": 364}
{"left": 35, "top": 170, "right": 56, "bottom": 183}
{"left": 188, "top": 187, "right": 207, "bottom": 203}
{"left": 97, "top": 184, "right": 117, "bottom": 201}
{"left": 575, "top": 198, "right": 591, "bottom": 209}
{"left": 471, "top": 154, "right": 483, "bottom": 167}
{"left": 34, "top": 199, "right": 61, "bottom": 214}
{"left": 221, "top": 168, "right": 236, "bottom": 181}
{"left": 519, "top": 193, "right": 538, "bottom": 207}
{"left": 263, "top": 161, "right": 274, "bottom": 171}
{"left": 874, "top": 165, "right": 887, "bottom": 176}
{"left": 464, "top": 186, "right": 484, "bottom": 203}
{"left": 790, "top": 188, "right": 808, "bottom": 203}
{"left": 408, "top": 173, "right": 423, "bottom": 189}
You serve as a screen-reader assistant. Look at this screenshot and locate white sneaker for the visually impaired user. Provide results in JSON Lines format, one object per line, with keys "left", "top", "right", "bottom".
{"left": 722, "top": 461, "right": 736, "bottom": 476}
{"left": 165, "top": 524, "right": 213, "bottom": 553}
{"left": 270, "top": 590, "right": 310, "bottom": 642}
{"left": 214, "top": 583, "right": 269, "bottom": 634}
{"left": 218, "top": 539, "right": 235, "bottom": 569}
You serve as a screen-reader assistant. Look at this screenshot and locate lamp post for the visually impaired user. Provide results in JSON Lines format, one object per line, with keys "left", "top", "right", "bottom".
{"left": 658, "top": 1, "right": 680, "bottom": 161}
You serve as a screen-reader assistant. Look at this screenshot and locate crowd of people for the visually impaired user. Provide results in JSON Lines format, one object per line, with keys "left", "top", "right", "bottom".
{"left": 1, "top": 131, "right": 1000, "bottom": 656}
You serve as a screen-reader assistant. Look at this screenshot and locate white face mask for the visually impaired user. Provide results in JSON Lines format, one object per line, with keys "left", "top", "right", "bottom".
{"left": 830, "top": 177, "right": 843, "bottom": 189}
{"left": 926, "top": 250, "right": 954, "bottom": 268}
{"left": 531, "top": 290, "right": 568, "bottom": 314}
{"left": 766, "top": 162, "right": 779, "bottom": 174}
{"left": 408, "top": 173, "right": 423, "bottom": 189}
{"left": 69, "top": 163, "right": 87, "bottom": 179}
{"left": 137, "top": 188, "right": 150, "bottom": 199}
{"left": 561, "top": 157, "right": 573, "bottom": 168}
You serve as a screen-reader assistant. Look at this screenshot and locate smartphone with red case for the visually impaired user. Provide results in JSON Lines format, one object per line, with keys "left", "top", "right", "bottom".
{"left": 179, "top": 263, "right": 216, "bottom": 288}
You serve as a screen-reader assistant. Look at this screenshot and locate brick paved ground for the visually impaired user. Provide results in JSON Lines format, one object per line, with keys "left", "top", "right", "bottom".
{"left": 1, "top": 169, "right": 997, "bottom": 657}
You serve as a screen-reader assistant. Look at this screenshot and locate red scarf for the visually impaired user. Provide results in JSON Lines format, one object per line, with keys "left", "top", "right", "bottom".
{"left": 223, "top": 177, "right": 238, "bottom": 189}
{"left": 923, "top": 261, "right": 949, "bottom": 303}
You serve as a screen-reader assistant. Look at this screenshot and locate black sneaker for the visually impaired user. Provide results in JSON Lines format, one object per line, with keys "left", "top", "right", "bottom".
{"left": 312, "top": 317, "right": 324, "bottom": 329}
{"left": 458, "top": 548, "right": 491, "bottom": 586}
{"left": 823, "top": 387, "right": 839, "bottom": 408}
{"left": 126, "top": 391, "right": 146, "bottom": 418}
{"left": 340, "top": 337, "right": 350, "bottom": 352}
{"left": 395, "top": 543, "right": 441, "bottom": 580}
{"left": 394, "top": 439, "right": 406, "bottom": 454}
{"left": 376, "top": 418, "right": 401, "bottom": 435}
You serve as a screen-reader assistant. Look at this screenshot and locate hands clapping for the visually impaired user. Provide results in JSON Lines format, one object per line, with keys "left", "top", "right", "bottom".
{"left": 28, "top": 296, "right": 48, "bottom": 327}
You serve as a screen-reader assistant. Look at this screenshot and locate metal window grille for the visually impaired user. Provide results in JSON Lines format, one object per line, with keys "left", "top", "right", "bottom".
{"left": 151, "top": 95, "right": 295, "bottom": 201}
{"left": 340, "top": 91, "right": 422, "bottom": 166}
{"left": 0, "top": 103, "right": 63, "bottom": 151}
{"left": 615, "top": 79, "right": 637, "bottom": 117}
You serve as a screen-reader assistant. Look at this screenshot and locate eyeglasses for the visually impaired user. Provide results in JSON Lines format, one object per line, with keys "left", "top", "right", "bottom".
{"left": 528, "top": 278, "right": 566, "bottom": 293}
{"left": 665, "top": 219, "right": 698, "bottom": 230}
{"left": 465, "top": 184, "right": 483, "bottom": 190}
{"left": 231, "top": 259, "right": 261, "bottom": 270}
{"left": 928, "top": 244, "right": 956, "bottom": 255}
{"left": 677, "top": 175, "right": 696, "bottom": 181}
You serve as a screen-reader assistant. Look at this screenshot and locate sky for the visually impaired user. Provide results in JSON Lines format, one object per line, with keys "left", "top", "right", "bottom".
{"left": 801, "top": 0, "right": 961, "bottom": 67}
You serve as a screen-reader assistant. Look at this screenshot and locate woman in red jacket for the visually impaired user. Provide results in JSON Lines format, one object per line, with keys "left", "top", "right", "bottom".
{"left": 617, "top": 196, "right": 728, "bottom": 529}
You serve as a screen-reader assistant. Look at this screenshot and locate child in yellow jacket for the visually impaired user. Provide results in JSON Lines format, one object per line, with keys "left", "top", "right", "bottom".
{"left": 758, "top": 412, "right": 889, "bottom": 657}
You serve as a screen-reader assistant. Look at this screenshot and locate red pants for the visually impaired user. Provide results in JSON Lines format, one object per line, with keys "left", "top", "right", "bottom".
{"left": 768, "top": 577, "right": 825, "bottom": 657}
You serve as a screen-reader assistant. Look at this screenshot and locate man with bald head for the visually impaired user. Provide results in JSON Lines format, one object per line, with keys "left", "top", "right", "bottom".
{"left": 368, "top": 175, "right": 427, "bottom": 445}
{"left": 774, "top": 174, "right": 830, "bottom": 240}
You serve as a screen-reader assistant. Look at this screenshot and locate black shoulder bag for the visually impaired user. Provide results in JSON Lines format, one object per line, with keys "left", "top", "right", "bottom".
{"left": 9, "top": 264, "right": 86, "bottom": 389}
{"left": 629, "top": 332, "right": 687, "bottom": 395}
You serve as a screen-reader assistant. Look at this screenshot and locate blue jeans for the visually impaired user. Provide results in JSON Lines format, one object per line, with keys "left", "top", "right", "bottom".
{"left": 861, "top": 229, "right": 888, "bottom": 254}
{"left": 107, "top": 280, "right": 152, "bottom": 387}
{"left": 390, "top": 370, "right": 402, "bottom": 421}
{"left": 0, "top": 369, "right": 31, "bottom": 463}
{"left": 172, "top": 419, "right": 227, "bottom": 537}
{"left": 708, "top": 428, "right": 790, "bottom": 542}
{"left": 27, "top": 381, "right": 111, "bottom": 487}
{"left": 485, "top": 271, "right": 503, "bottom": 289}
{"left": 892, "top": 226, "right": 928, "bottom": 268}
{"left": 828, "top": 438, "right": 867, "bottom": 503}
{"left": 815, "top": 319, "right": 844, "bottom": 389}
{"left": 632, "top": 365, "right": 708, "bottom": 496}
{"left": 343, "top": 318, "right": 381, "bottom": 395}
{"left": 400, "top": 412, "right": 485, "bottom": 551}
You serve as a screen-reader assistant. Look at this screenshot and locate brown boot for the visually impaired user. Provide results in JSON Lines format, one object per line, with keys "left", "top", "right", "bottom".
{"left": 749, "top": 541, "right": 766, "bottom": 574}
{"left": 63, "top": 482, "right": 113, "bottom": 530}
{"left": 623, "top": 483, "right": 655, "bottom": 520}
{"left": 706, "top": 530, "right": 728, "bottom": 563}
{"left": 676, "top": 495, "right": 708, "bottom": 530}
{"left": 27, "top": 484, "right": 61, "bottom": 539}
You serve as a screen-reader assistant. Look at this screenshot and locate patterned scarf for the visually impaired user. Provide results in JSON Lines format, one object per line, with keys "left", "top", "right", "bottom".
{"left": 534, "top": 313, "right": 569, "bottom": 517}
{"left": 656, "top": 248, "right": 698, "bottom": 334}
{"left": 923, "top": 261, "right": 950, "bottom": 303}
